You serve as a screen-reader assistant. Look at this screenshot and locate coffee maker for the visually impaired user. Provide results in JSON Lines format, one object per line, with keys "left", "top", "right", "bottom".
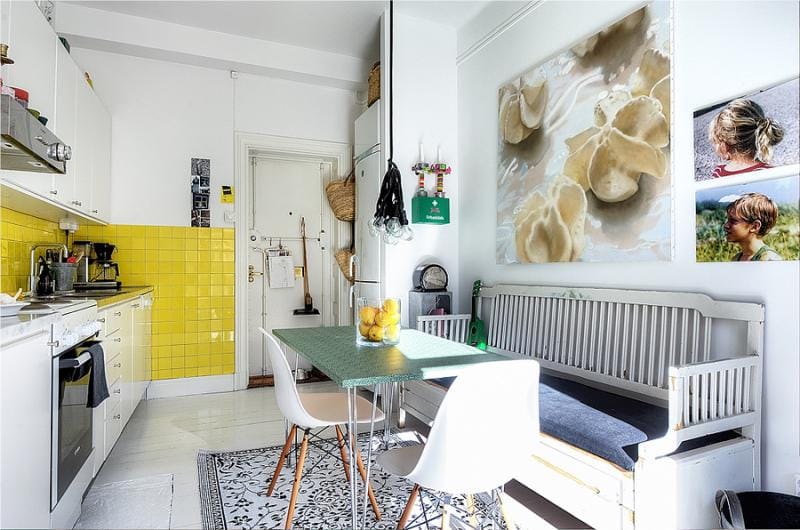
{"left": 73, "top": 241, "right": 122, "bottom": 290}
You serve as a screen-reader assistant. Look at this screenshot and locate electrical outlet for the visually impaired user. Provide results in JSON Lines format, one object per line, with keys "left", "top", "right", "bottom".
{"left": 795, "top": 473, "right": 800, "bottom": 496}
{"left": 58, "top": 218, "right": 79, "bottom": 232}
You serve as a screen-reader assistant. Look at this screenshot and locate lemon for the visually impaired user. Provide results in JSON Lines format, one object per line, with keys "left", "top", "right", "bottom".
{"left": 385, "top": 324, "right": 400, "bottom": 342}
{"left": 388, "top": 313, "right": 401, "bottom": 326}
{"left": 383, "top": 298, "right": 400, "bottom": 315}
{"left": 359, "top": 306, "right": 378, "bottom": 326}
{"left": 368, "top": 325, "right": 384, "bottom": 342}
{"left": 374, "top": 310, "right": 389, "bottom": 327}
{"left": 358, "top": 322, "right": 371, "bottom": 338}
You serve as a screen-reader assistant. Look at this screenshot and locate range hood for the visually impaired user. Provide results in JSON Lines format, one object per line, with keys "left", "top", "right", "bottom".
{"left": 1, "top": 94, "right": 71, "bottom": 174}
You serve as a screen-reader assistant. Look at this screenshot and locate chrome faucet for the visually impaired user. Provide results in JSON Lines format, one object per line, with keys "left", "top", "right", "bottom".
{"left": 28, "top": 243, "right": 69, "bottom": 295}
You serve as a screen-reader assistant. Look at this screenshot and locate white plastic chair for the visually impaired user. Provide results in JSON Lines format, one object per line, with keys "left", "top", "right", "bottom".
{"left": 258, "top": 327, "right": 385, "bottom": 528}
{"left": 377, "top": 359, "right": 540, "bottom": 529}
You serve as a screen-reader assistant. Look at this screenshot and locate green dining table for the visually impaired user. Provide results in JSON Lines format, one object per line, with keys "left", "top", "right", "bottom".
{"left": 271, "top": 325, "right": 510, "bottom": 529}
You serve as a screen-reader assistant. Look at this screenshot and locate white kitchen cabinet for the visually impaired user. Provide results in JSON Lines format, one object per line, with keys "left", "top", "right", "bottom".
{"left": 0, "top": 0, "right": 112, "bottom": 223}
{"left": 0, "top": 0, "right": 58, "bottom": 197}
{"left": 89, "top": 102, "right": 112, "bottom": 219}
{"left": 93, "top": 293, "right": 152, "bottom": 471}
{"left": 0, "top": 328, "right": 52, "bottom": 529}
{"left": 70, "top": 76, "right": 95, "bottom": 214}
{"left": 132, "top": 293, "right": 153, "bottom": 402}
{"left": 51, "top": 42, "right": 78, "bottom": 202}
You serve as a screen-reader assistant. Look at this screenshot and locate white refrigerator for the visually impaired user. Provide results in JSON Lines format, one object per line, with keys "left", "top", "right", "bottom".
{"left": 352, "top": 102, "right": 383, "bottom": 307}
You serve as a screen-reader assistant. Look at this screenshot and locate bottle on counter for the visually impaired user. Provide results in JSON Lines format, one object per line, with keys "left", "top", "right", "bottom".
{"left": 36, "top": 257, "right": 54, "bottom": 296}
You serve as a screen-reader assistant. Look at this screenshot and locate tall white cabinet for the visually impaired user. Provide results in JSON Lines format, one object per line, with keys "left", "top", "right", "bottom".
{"left": 0, "top": 0, "right": 112, "bottom": 223}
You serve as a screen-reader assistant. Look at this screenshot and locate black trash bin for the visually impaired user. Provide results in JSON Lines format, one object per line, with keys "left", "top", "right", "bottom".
{"left": 716, "top": 490, "right": 800, "bottom": 529}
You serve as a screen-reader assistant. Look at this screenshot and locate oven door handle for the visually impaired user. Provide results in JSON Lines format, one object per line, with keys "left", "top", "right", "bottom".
{"left": 59, "top": 352, "right": 92, "bottom": 370}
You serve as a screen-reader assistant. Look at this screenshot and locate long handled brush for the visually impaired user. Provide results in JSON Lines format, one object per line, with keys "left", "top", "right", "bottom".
{"left": 293, "top": 217, "right": 320, "bottom": 316}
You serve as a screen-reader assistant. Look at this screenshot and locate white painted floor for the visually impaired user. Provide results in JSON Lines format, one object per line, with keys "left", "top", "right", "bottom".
{"left": 92, "top": 382, "right": 348, "bottom": 529}
{"left": 89, "top": 384, "right": 583, "bottom": 529}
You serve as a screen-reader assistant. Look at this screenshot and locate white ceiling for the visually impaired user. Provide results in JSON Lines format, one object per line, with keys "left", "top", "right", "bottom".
{"left": 66, "top": 1, "right": 489, "bottom": 61}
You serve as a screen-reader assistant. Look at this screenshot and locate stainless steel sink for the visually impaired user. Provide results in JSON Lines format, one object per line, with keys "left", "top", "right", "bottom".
{"left": 61, "top": 292, "right": 118, "bottom": 299}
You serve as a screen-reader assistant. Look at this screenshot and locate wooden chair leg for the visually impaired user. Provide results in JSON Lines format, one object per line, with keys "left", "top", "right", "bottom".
{"left": 466, "top": 493, "right": 478, "bottom": 527}
{"left": 352, "top": 433, "right": 382, "bottom": 520}
{"left": 396, "top": 484, "right": 420, "bottom": 530}
{"left": 284, "top": 430, "right": 309, "bottom": 530}
{"left": 497, "top": 490, "right": 515, "bottom": 530}
{"left": 334, "top": 425, "right": 352, "bottom": 482}
{"left": 267, "top": 424, "right": 297, "bottom": 496}
{"left": 441, "top": 499, "right": 451, "bottom": 530}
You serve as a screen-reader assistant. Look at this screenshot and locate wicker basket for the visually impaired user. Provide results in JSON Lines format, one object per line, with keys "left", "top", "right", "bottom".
{"left": 325, "top": 172, "right": 355, "bottom": 222}
{"left": 334, "top": 248, "right": 354, "bottom": 282}
{"left": 368, "top": 62, "right": 380, "bottom": 106}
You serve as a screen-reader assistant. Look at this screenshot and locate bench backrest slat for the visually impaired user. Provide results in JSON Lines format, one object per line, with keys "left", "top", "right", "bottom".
{"left": 479, "top": 284, "right": 764, "bottom": 398}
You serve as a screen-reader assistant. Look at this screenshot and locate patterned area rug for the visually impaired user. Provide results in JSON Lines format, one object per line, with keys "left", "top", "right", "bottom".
{"left": 198, "top": 431, "right": 455, "bottom": 529}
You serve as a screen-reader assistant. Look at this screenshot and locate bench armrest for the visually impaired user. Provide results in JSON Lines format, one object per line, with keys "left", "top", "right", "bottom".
{"left": 640, "top": 355, "right": 761, "bottom": 459}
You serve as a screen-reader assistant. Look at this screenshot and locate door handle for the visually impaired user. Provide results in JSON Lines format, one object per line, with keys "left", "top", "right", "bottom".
{"left": 349, "top": 254, "right": 359, "bottom": 280}
{"left": 349, "top": 285, "right": 355, "bottom": 308}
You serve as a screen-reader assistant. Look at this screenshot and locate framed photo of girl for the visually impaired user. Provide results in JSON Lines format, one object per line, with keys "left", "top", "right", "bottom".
{"left": 693, "top": 77, "right": 799, "bottom": 182}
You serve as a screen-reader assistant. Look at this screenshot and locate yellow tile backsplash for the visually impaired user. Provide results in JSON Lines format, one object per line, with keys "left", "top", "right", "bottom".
{"left": 0, "top": 207, "right": 65, "bottom": 294}
{"left": 1, "top": 209, "right": 235, "bottom": 381}
{"left": 73, "top": 224, "right": 235, "bottom": 381}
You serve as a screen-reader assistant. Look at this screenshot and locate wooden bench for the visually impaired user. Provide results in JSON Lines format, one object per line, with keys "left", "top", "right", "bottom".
{"left": 400, "top": 283, "right": 764, "bottom": 530}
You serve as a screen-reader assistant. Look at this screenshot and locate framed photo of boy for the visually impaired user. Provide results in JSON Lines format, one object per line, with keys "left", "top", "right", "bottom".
{"left": 696, "top": 174, "right": 799, "bottom": 263}
{"left": 693, "top": 77, "right": 799, "bottom": 182}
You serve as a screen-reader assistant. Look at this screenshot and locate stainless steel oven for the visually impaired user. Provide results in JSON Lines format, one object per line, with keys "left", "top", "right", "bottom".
{"left": 51, "top": 345, "right": 93, "bottom": 508}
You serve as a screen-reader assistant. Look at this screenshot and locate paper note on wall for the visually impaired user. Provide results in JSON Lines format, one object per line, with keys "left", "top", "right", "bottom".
{"left": 268, "top": 256, "right": 296, "bottom": 289}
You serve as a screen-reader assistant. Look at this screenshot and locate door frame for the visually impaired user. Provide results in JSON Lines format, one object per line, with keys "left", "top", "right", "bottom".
{"left": 234, "top": 132, "right": 352, "bottom": 391}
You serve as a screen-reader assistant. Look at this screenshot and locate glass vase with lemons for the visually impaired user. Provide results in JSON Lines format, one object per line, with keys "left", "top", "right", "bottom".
{"left": 356, "top": 297, "right": 401, "bottom": 346}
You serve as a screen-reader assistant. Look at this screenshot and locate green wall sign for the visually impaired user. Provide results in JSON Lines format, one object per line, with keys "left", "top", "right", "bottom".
{"left": 412, "top": 196, "right": 450, "bottom": 225}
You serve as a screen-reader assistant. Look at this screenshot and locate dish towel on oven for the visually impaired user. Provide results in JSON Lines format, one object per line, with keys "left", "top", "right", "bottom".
{"left": 84, "top": 342, "right": 110, "bottom": 407}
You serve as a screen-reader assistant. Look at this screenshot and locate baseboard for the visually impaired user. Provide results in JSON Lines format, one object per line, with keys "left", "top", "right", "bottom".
{"left": 145, "top": 374, "right": 235, "bottom": 400}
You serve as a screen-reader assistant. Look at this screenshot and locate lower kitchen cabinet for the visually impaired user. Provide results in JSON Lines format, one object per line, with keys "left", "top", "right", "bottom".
{"left": 0, "top": 328, "right": 52, "bottom": 529}
{"left": 92, "top": 292, "right": 152, "bottom": 475}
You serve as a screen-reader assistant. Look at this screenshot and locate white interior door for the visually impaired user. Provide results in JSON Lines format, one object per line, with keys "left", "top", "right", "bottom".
{"left": 247, "top": 156, "right": 330, "bottom": 377}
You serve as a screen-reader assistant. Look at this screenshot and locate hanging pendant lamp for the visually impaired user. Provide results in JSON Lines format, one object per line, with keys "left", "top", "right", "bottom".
{"left": 370, "top": 0, "right": 413, "bottom": 245}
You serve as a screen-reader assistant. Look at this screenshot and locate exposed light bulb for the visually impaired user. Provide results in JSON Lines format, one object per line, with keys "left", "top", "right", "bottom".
{"left": 368, "top": 218, "right": 381, "bottom": 237}
{"left": 400, "top": 225, "right": 414, "bottom": 241}
{"left": 385, "top": 217, "right": 401, "bottom": 236}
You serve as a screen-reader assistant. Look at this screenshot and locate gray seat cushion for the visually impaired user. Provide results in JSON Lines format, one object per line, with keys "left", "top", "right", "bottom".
{"left": 426, "top": 373, "right": 668, "bottom": 471}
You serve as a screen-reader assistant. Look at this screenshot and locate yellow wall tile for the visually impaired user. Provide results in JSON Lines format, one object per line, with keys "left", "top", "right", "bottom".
{"left": 0, "top": 208, "right": 64, "bottom": 293}
{"left": 1, "top": 215, "right": 235, "bottom": 382}
{"left": 90, "top": 222, "right": 236, "bottom": 381}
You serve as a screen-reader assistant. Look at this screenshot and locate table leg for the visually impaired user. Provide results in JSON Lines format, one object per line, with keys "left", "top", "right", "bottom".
{"left": 346, "top": 387, "right": 359, "bottom": 530}
{"left": 384, "top": 382, "right": 396, "bottom": 446}
{"left": 362, "top": 388, "right": 379, "bottom": 524}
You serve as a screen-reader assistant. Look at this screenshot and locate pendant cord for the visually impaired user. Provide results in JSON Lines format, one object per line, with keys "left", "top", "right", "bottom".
{"left": 388, "top": 0, "right": 394, "bottom": 162}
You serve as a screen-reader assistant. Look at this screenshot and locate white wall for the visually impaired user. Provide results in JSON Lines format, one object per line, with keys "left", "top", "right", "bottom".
{"left": 71, "top": 48, "right": 359, "bottom": 227}
{"left": 457, "top": 0, "right": 800, "bottom": 494}
{"left": 384, "top": 14, "right": 459, "bottom": 323}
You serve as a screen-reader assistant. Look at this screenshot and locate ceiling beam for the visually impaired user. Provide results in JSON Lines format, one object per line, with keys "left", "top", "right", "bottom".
{"left": 55, "top": 3, "right": 369, "bottom": 91}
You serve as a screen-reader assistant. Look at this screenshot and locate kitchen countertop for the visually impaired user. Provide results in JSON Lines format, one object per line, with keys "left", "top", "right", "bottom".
{"left": 70, "top": 285, "right": 154, "bottom": 308}
{"left": 1, "top": 286, "right": 153, "bottom": 344}
{"left": 0, "top": 311, "right": 60, "bottom": 346}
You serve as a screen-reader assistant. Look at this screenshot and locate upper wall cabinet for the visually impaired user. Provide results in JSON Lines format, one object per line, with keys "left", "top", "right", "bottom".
{"left": 0, "top": 1, "right": 112, "bottom": 224}
{"left": 90, "top": 103, "right": 112, "bottom": 220}
{"left": 1, "top": 1, "right": 58, "bottom": 197}
{"left": 52, "top": 42, "right": 78, "bottom": 203}
{"left": 5, "top": 1, "right": 56, "bottom": 120}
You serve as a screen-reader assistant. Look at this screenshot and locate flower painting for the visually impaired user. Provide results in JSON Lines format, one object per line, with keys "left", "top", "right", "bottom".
{"left": 497, "top": 3, "right": 672, "bottom": 264}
